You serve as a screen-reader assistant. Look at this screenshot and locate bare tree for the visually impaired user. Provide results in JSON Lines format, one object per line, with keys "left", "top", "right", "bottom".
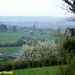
{"left": 62, "top": 0, "right": 75, "bottom": 13}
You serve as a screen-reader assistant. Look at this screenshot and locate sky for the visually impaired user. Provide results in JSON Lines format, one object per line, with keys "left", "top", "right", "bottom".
{"left": 0, "top": 0, "right": 74, "bottom": 17}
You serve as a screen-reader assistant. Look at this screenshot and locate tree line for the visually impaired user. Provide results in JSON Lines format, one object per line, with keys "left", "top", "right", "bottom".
{"left": 0, "top": 24, "right": 17, "bottom": 32}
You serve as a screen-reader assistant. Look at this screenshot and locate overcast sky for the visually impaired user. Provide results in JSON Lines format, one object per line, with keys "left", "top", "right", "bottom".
{"left": 0, "top": 0, "right": 74, "bottom": 17}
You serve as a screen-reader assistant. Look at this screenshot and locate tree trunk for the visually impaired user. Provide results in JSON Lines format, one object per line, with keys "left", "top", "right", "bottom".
{"left": 72, "top": 50, "right": 75, "bottom": 60}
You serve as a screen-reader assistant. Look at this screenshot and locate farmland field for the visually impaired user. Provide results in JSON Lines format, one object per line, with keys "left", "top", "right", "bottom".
{"left": 0, "top": 31, "right": 56, "bottom": 42}
{"left": 0, "top": 47, "right": 20, "bottom": 54}
{"left": 0, "top": 31, "right": 32, "bottom": 42}
{"left": 13, "top": 66, "right": 58, "bottom": 75}
{"left": 0, "top": 31, "right": 56, "bottom": 54}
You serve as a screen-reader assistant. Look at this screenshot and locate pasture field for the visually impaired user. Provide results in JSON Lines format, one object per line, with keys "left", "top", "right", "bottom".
{"left": 0, "top": 31, "right": 56, "bottom": 54}
{"left": 0, "top": 31, "right": 32, "bottom": 42}
{"left": 0, "top": 47, "right": 20, "bottom": 54}
{"left": 14, "top": 66, "right": 58, "bottom": 75}
{"left": 0, "top": 31, "right": 56, "bottom": 42}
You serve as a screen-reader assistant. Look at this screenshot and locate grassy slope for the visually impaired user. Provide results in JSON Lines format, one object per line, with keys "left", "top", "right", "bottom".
{"left": 0, "top": 32, "right": 56, "bottom": 42}
{"left": 0, "top": 47, "right": 20, "bottom": 54}
{"left": 14, "top": 66, "right": 58, "bottom": 75}
{"left": 0, "top": 32, "right": 58, "bottom": 75}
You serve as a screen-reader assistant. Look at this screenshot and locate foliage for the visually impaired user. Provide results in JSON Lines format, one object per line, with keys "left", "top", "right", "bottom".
{"left": 63, "top": 38, "right": 75, "bottom": 51}
{"left": 56, "top": 28, "right": 66, "bottom": 64}
{"left": 0, "top": 40, "right": 26, "bottom": 47}
{"left": 0, "top": 24, "right": 8, "bottom": 32}
{"left": 0, "top": 42, "right": 17, "bottom": 47}
{"left": 57, "top": 28, "right": 67, "bottom": 75}
{"left": 58, "top": 60, "right": 75, "bottom": 75}
{"left": 12, "top": 26, "right": 17, "bottom": 32}
{"left": 0, "top": 60, "right": 30, "bottom": 71}
{"left": 65, "top": 53, "right": 72, "bottom": 64}
{"left": 30, "top": 32, "right": 34, "bottom": 35}
{"left": 21, "top": 37, "right": 58, "bottom": 66}
{"left": 0, "top": 37, "right": 58, "bottom": 70}
{"left": 16, "top": 39, "right": 27, "bottom": 46}
{"left": 0, "top": 61, "right": 58, "bottom": 75}
{"left": 58, "top": 29, "right": 75, "bottom": 75}
{"left": 63, "top": 38, "right": 75, "bottom": 60}
{"left": 0, "top": 61, "right": 12, "bottom": 71}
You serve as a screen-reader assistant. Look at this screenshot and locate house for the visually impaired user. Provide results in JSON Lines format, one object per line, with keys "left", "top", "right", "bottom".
{"left": 8, "top": 51, "right": 23, "bottom": 59}
{"left": 0, "top": 52, "right": 8, "bottom": 61}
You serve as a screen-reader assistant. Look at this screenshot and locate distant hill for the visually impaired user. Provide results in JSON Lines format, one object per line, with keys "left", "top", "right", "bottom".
{"left": 0, "top": 16, "right": 68, "bottom": 29}
{"left": 0, "top": 16, "right": 64, "bottom": 22}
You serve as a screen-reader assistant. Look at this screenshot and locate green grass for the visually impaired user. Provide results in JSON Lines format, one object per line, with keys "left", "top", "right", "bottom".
{"left": 0, "top": 31, "right": 32, "bottom": 42}
{"left": 0, "top": 31, "right": 56, "bottom": 54}
{"left": 34, "top": 33, "right": 56, "bottom": 40}
{"left": 0, "top": 31, "right": 56, "bottom": 42}
{"left": 13, "top": 66, "right": 58, "bottom": 75}
{"left": 0, "top": 47, "right": 20, "bottom": 54}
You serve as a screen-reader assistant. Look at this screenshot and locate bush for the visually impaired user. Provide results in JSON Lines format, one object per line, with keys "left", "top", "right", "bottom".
{"left": 30, "top": 32, "right": 34, "bottom": 35}
{"left": 21, "top": 39, "right": 57, "bottom": 59}
{"left": 63, "top": 38, "right": 75, "bottom": 52}
{"left": 16, "top": 39, "right": 27, "bottom": 46}
{"left": 63, "top": 38, "right": 75, "bottom": 60}
{"left": 0, "top": 61, "right": 12, "bottom": 71}
{"left": 58, "top": 60, "right": 75, "bottom": 75}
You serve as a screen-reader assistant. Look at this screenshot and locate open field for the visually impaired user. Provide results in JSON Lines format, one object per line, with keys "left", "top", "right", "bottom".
{"left": 0, "top": 31, "right": 56, "bottom": 54}
{"left": 0, "top": 31, "right": 56, "bottom": 42}
{"left": 13, "top": 66, "right": 58, "bottom": 75}
{"left": 0, "top": 47, "right": 20, "bottom": 54}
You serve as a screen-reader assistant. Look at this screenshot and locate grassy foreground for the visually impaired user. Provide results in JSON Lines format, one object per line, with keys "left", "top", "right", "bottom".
{"left": 13, "top": 66, "right": 58, "bottom": 75}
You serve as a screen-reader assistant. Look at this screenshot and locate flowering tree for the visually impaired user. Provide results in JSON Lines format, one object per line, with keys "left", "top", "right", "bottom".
{"left": 21, "top": 37, "right": 57, "bottom": 62}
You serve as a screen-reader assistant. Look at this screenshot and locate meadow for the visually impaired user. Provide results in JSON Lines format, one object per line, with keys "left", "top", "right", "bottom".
{"left": 13, "top": 66, "right": 58, "bottom": 75}
{"left": 0, "top": 47, "right": 20, "bottom": 54}
{"left": 0, "top": 31, "right": 60, "bottom": 75}
{"left": 0, "top": 31, "right": 56, "bottom": 42}
{"left": 0, "top": 31, "right": 56, "bottom": 54}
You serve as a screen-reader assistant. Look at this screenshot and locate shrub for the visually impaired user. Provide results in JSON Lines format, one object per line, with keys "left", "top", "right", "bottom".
{"left": 21, "top": 38, "right": 58, "bottom": 67}
{"left": 63, "top": 38, "right": 75, "bottom": 60}
{"left": 58, "top": 38, "right": 75, "bottom": 75}
{"left": 30, "top": 32, "right": 34, "bottom": 35}
{"left": 58, "top": 60, "right": 75, "bottom": 75}
{"left": 63, "top": 38, "right": 75, "bottom": 51}
{"left": 0, "top": 61, "right": 12, "bottom": 71}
